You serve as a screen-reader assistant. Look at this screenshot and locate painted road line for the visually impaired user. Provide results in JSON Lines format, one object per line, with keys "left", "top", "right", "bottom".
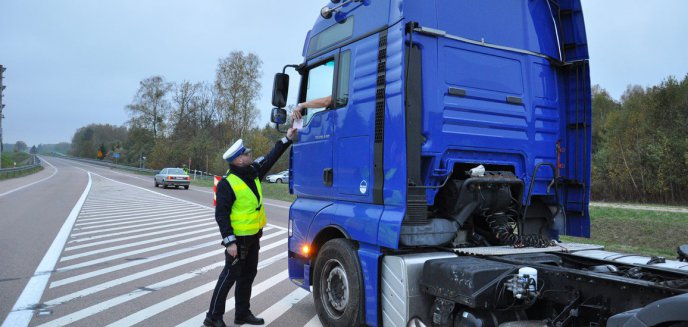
{"left": 83, "top": 172, "right": 290, "bottom": 233}
{"left": 1, "top": 172, "right": 91, "bottom": 327}
{"left": 72, "top": 214, "right": 208, "bottom": 237}
{"left": 175, "top": 269, "right": 290, "bottom": 327}
{"left": 64, "top": 221, "right": 216, "bottom": 247}
{"left": 75, "top": 209, "right": 203, "bottom": 227}
{"left": 90, "top": 172, "right": 214, "bottom": 212}
{"left": 51, "top": 230, "right": 286, "bottom": 288}
{"left": 78, "top": 198, "right": 182, "bottom": 209}
{"left": 74, "top": 214, "right": 200, "bottom": 229}
{"left": 50, "top": 240, "right": 217, "bottom": 288}
{"left": 76, "top": 206, "right": 195, "bottom": 223}
{"left": 46, "top": 240, "right": 287, "bottom": 308}
{"left": 60, "top": 226, "right": 218, "bottom": 261}
{"left": 104, "top": 254, "right": 287, "bottom": 327}
{"left": 69, "top": 214, "right": 208, "bottom": 236}
{"left": 304, "top": 315, "right": 324, "bottom": 327}
{"left": 67, "top": 218, "right": 209, "bottom": 241}
{"left": 56, "top": 233, "right": 217, "bottom": 271}
{"left": 259, "top": 287, "right": 310, "bottom": 325}
{"left": 42, "top": 260, "right": 289, "bottom": 327}
{"left": 0, "top": 156, "right": 58, "bottom": 198}
{"left": 76, "top": 205, "right": 191, "bottom": 220}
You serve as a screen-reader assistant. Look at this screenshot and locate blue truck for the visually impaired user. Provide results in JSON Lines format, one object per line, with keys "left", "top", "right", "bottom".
{"left": 270, "top": 1, "right": 688, "bottom": 326}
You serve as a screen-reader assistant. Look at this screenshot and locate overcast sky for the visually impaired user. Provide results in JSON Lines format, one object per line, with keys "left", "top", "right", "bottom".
{"left": 1, "top": 0, "right": 687, "bottom": 146}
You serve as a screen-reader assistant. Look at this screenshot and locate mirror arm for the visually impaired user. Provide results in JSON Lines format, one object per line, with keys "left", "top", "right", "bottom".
{"left": 274, "top": 123, "right": 288, "bottom": 134}
{"left": 282, "top": 64, "right": 303, "bottom": 75}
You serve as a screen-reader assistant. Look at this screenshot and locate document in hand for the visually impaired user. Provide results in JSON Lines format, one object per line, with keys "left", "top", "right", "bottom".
{"left": 293, "top": 118, "right": 303, "bottom": 130}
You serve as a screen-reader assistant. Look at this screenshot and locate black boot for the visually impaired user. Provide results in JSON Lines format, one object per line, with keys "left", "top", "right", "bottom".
{"left": 203, "top": 315, "right": 227, "bottom": 327}
{"left": 234, "top": 312, "right": 264, "bottom": 325}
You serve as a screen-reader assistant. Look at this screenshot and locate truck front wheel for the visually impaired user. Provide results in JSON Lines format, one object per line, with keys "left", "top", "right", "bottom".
{"left": 313, "top": 238, "right": 364, "bottom": 326}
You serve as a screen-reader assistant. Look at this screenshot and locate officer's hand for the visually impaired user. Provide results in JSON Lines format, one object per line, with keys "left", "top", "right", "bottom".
{"left": 287, "top": 127, "right": 297, "bottom": 140}
{"left": 226, "top": 243, "right": 237, "bottom": 257}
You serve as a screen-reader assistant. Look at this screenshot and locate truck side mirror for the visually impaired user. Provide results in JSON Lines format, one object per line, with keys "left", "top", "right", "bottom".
{"left": 271, "top": 107, "right": 287, "bottom": 125}
{"left": 272, "top": 73, "right": 290, "bottom": 108}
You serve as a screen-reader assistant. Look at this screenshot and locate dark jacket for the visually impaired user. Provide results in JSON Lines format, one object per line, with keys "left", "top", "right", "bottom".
{"left": 215, "top": 137, "right": 292, "bottom": 242}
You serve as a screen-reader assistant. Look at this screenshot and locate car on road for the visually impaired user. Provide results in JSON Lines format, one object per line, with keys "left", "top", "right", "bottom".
{"left": 265, "top": 170, "right": 289, "bottom": 183}
{"left": 154, "top": 168, "right": 190, "bottom": 189}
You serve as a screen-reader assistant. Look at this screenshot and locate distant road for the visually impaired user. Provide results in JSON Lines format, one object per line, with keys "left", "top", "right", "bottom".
{"left": 0, "top": 156, "right": 323, "bottom": 327}
{"left": 590, "top": 202, "right": 688, "bottom": 213}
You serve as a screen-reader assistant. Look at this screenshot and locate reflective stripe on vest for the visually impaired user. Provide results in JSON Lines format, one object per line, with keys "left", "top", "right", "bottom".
{"left": 226, "top": 174, "right": 266, "bottom": 236}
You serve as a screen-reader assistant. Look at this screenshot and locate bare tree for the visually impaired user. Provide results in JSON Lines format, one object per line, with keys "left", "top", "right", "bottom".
{"left": 126, "top": 76, "right": 171, "bottom": 137}
{"left": 214, "top": 51, "right": 262, "bottom": 140}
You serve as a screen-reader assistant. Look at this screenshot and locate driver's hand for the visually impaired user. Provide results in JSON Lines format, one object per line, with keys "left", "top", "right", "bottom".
{"left": 292, "top": 105, "right": 303, "bottom": 120}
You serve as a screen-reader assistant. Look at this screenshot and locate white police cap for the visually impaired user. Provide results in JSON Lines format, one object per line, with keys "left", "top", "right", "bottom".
{"left": 222, "top": 139, "right": 252, "bottom": 163}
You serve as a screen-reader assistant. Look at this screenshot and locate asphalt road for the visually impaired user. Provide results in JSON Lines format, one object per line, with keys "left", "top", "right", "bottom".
{"left": 0, "top": 156, "right": 322, "bottom": 327}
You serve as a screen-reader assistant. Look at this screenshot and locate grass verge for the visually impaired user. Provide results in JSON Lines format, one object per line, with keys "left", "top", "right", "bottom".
{"left": 561, "top": 206, "right": 688, "bottom": 257}
{"left": 0, "top": 165, "right": 44, "bottom": 181}
{"left": 261, "top": 182, "right": 295, "bottom": 202}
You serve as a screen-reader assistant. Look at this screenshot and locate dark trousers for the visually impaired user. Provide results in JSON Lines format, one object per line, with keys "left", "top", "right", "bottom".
{"left": 207, "top": 236, "right": 260, "bottom": 319}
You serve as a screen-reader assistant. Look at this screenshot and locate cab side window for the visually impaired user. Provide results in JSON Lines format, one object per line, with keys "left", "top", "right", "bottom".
{"left": 301, "top": 51, "right": 352, "bottom": 126}
{"left": 335, "top": 51, "right": 351, "bottom": 108}
{"left": 303, "top": 60, "right": 335, "bottom": 125}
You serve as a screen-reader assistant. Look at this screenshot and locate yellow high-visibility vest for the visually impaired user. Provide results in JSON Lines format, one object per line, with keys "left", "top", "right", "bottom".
{"left": 226, "top": 174, "right": 266, "bottom": 236}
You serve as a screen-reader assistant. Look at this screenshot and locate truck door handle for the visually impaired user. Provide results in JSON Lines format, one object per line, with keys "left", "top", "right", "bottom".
{"left": 323, "top": 168, "right": 333, "bottom": 186}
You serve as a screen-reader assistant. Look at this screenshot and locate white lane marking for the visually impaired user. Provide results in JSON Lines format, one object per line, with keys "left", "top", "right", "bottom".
{"left": 74, "top": 211, "right": 199, "bottom": 230}
{"left": 264, "top": 200, "right": 292, "bottom": 210}
{"left": 50, "top": 261, "right": 289, "bottom": 327}
{"left": 69, "top": 214, "right": 208, "bottom": 236}
{"left": 68, "top": 218, "right": 209, "bottom": 241}
{"left": 50, "top": 230, "right": 286, "bottom": 288}
{"left": 50, "top": 240, "right": 215, "bottom": 288}
{"left": 56, "top": 233, "right": 216, "bottom": 271}
{"left": 60, "top": 227, "right": 218, "bottom": 261}
{"left": 64, "top": 221, "right": 216, "bottom": 249}
{"left": 175, "top": 270, "right": 290, "bottom": 327}
{"left": 76, "top": 208, "right": 200, "bottom": 226}
{"left": 62, "top": 157, "right": 291, "bottom": 230}
{"left": 76, "top": 205, "right": 192, "bottom": 221}
{"left": 45, "top": 238, "right": 287, "bottom": 308}
{"left": 260, "top": 288, "right": 310, "bottom": 325}
{"left": 0, "top": 156, "right": 58, "bottom": 198}
{"left": 304, "top": 315, "right": 324, "bottom": 327}
{"left": 86, "top": 171, "right": 290, "bottom": 231}
{"left": 1, "top": 172, "right": 92, "bottom": 327}
{"left": 65, "top": 226, "right": 274, "bottom": 253}
{"left": 52, "top": 156, "right": 154, "bottom": 183}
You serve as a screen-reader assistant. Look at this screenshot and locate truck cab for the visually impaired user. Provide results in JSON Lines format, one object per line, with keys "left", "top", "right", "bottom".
{"left": 270, "top": 1, "right": 688, "bottom": 326}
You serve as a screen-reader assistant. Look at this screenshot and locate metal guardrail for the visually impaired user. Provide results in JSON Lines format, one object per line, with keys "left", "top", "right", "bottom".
{"left": 0, "top": 155, "right": 42, "bottom": 178}
{"left": 53, "top": 154, "right": 216, "bottom": 180}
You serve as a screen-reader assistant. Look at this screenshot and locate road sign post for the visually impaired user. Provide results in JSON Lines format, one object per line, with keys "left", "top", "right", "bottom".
{"left": 0, "top": 65, "right": 6, "bottom": 168}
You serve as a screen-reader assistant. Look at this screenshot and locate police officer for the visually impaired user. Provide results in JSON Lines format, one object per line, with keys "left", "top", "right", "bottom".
{"left": 204, "top": 128, "right": 296, "bottom": 327}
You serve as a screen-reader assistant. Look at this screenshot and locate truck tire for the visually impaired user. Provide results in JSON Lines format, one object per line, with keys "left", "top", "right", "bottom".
{"left": 313, "top": 238, "right": 364, "bottom": 327}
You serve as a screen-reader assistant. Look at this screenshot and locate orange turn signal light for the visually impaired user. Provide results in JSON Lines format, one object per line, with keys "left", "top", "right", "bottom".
{"left": 301, "top": 245, "right": 311, "bottom": 256}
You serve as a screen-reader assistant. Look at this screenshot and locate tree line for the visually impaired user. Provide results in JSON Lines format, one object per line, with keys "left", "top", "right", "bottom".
{"left": 69, "top": 50, "right": 289, "bottom": 175}
{"left": 591, "top": 74, "right": 688, "bottom": 204}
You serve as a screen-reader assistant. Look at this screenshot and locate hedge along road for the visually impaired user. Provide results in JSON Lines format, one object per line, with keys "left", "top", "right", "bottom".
{"left": 1, "top": 156, "right": 324, "bottom": 327}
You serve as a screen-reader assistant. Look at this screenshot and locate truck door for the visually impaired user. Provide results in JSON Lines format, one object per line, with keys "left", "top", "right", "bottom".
{"left": 291, "top": 53, "right": 337, "bottom": 199}
{"left": 332, "top": 40, "right": 374, "bottom": 203}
